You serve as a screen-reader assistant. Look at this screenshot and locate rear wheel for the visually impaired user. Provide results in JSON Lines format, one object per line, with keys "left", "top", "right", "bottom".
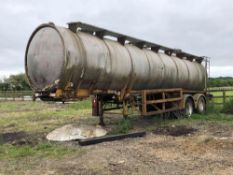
{"left": 197, "top": 96, "right": 206, "bottom": 114}
{"left": 185, "top": 99, "right": 194, "bottom": 117}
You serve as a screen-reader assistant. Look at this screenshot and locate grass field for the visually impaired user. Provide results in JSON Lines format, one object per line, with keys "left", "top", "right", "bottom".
{"left": 0, "top": 101, "right": 91, "bottom": 159}
{"left": 0, "top": 101, "right": 233, "bottom": 155}
{"left": 0, "top": 100, "right": 233, "bottom": 174}
{"left": 0, "top": 91, "right": 33, "bottom": 98}
{"left": 208, "top": 90, "right": 233, "bottom": 104}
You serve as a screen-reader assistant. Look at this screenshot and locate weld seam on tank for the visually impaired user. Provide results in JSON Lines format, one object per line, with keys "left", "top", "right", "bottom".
{"left": 69, "top": 30, "right": 83, "bottom": 89}
{"left": 189, "top": 62, "right": 199, "bottom": 89}
{"left": 75, "top": 32, "right": 93, "bottom": 88}
{"left": 142, "top": 49, "right": 152, "bottom": 89}
{"left": 92, "top": 37, "right": 111, "bottom": 90}
{"left": 173, "top": 57, "right": 188, "bottom": 88}
{"left": 170, "top": 56, "right": 179, "bottom": 87}
{"left": 82, "top": 35, "right": 105, "bottom": 90}
{"left": 64, "top": 27, "right": 83, "bottom": 89}
{"left": 64, "top": 29, "right": 77, "bottom": 87}
{"left": 157, "top": 54, "right": 174, "bottom": 88}
{"left": 72, "top": 31, "right": 86, "bottom": 85}
{"left": 154, "top": 52, "right": 165, "bottom": 88}
{"left": 50, "top": 26, "right": 66, "bottom": 90}
{"left": 76, "top": 32, "right": 107, "bottom": 90}
{"left": 101, "top": 38, "right": 114, "bottom": 90}
{"left": 104, "top": 40, "right": 132, "bottom": 90}
{"left": 182, "top": 60, "right": 191, "bottom": 90}
{"left": 124, "top": 45, "right": 137, "bottom": 91}
{"left": 193, "top": 62, "right": 204, "bottom": 90}
{"left": 55, "top": 27, "right": 67, "bottom": 89}
{"left": 101, "top": 39, "right": 112, "bottom": 90}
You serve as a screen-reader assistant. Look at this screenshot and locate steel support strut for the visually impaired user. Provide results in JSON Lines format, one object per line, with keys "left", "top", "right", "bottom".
{"left": 98, "top": 95, "right": 105, "bottom": 126}
{"left": 123, "top": 100, "right": 128, "bottom": 119}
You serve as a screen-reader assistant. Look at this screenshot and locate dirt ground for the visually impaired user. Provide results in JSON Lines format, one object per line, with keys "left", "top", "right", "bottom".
{"left": 0, "top": 102, "right": 233, "bottom": 175}
{"left": 1, "top": 123, "right": 233, "bottom": 175}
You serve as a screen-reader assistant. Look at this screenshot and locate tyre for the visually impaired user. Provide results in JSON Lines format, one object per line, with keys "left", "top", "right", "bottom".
{"left": 185, "top": 98, "right": 194, "bottom": 117}
{"left": 196, "top": 96, "right": 206, "bottom": 114}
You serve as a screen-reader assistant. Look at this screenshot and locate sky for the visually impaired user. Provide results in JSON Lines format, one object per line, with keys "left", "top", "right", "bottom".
{"left": 0, "top": 0, "right": 233, "bottom": 79}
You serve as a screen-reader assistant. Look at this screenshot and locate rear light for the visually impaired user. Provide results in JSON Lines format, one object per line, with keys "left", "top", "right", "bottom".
{"left": 92, "top": 96, "right": 99, "bottom": 116}
{"left": 93, "top": 98, "right": 98, "bottom": 107}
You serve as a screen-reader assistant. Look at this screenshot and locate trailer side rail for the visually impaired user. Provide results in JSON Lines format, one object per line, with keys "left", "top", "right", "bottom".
{"left": 141, "top": 88, "right": 183, "bottom": 116}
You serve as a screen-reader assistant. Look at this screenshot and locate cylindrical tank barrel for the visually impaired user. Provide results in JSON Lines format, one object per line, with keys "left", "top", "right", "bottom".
{"left": 25, "top": 23, "right": 206, "bottom": 93}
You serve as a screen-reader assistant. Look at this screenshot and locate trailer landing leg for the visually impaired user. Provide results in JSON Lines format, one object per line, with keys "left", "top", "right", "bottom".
{"left": 98, "top": 96, "right": 105, "bottom": 126}
{"left": 123, "top": 100, "right": 128, "bottom": 119}
{"left": 99, "top": 114, "right": 105, "bottom": 126}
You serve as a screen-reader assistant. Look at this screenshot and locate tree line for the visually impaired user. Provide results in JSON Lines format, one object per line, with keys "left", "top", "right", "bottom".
{"left": 0, "top": 73, "right": 31, "bottom": 91}
{"left": 0, "top": 73, "right": 233, "bottom": 91}
{"left": 208, "top": 77, "right": 233, "bottom": 87}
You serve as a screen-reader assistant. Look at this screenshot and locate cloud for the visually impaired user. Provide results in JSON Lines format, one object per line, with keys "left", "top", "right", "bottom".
{"left": 0, "top": 0, "right": 233, "bottom": 78}
{"left": 210, "top": 66, "right": 233, "bottom": 77}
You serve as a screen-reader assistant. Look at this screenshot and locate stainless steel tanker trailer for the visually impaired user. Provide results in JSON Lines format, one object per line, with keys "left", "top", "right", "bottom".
{"left": 25, "top": 22, "right": 208, "bottom": 125}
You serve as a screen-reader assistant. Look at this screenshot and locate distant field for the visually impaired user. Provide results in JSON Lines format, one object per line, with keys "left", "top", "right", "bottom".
{"left": 0, "top": 101, "right": 92, "bottom": 133}
{"left": 0, "top": 91, "right": 33, "bottom": 97}
{"left": 208, "top": 88, "right": 233, "bottom": 105}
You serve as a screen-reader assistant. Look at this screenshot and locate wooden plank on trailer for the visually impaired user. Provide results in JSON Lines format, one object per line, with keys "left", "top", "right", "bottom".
{"left": 143, "top": 107, "right": 183, "bottom": 116}
{"left": 183, "top": 90, "right": 205, "bottom": 93}
{"left": 162, "top": 92, "right": 165, "bottom": 111}
{"left": 146, "top": 97, "right": 183, "bottom": 104}
{"left": 150, "top": 104, "right": 162, "bottom": 112}
{"left": 143, "top": 88, "right": 182, "bottom": 94}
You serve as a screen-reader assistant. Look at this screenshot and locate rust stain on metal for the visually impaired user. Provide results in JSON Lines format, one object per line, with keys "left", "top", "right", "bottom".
{"left": 25, "top": 22, "right": 206, "bottom": 100}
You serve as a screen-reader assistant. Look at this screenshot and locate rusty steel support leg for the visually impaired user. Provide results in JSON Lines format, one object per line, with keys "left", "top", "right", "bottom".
{"left": 141, "top": 91, "right": 147, "bottom": 116}
{"left": 98, "top": 96, "right": 105, "bottom": 126}
{"left": 123, "top": 100, "right": 128, "bottom": 119}
{"left": 32, "top": 94, "right": 36, "bottom": 101}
